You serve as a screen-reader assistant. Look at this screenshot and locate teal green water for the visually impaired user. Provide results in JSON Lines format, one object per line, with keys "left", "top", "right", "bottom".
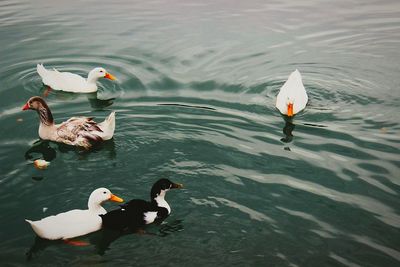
{"left": 1, "top": 0, "right": 400, "bottom": 266}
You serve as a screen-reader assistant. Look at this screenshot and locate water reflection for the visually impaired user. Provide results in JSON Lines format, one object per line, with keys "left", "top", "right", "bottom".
{"left": 59, "top": 139, "right": 117, "bottom": 160}
{"left": 281, "top": 117, "right": 295, "bottom": 143}
{"left": 39, "top": 86, "right": 116, "bottom": 109}
{"left": 24, "top": 139, "right": 117, "bottom": 163}
{"left": 87, "top": 95, "right": 115, "bottom": 109}
{"left": 92, "top": 220, "right": 184, "bottom": 255}
{"left": 26, "top": 220, "right": 183, "bottom": 259}
{"left": 280, "top": 116, "right": 328, "bottom": 144}
{"left": 26, "top": 236, "right": 63, "bottom": 261}
{"left": 1, "top": 0, "right": 399, "bottom": 264}
{"left": 24, "top": 140, "right": 57, "bottom": 162}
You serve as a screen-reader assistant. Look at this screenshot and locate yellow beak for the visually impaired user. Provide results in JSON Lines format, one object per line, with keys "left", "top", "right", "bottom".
{"left": 104, "top": 72, "right": 116, "bottom": 80}
{"left": 109, "top": 194, "right": 123, "bottom": 203}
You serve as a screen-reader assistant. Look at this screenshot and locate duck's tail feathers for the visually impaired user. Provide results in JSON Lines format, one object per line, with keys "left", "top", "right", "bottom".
{"left": 25, "top": 219, "right": 38, "bottom": 231}
{"left": 36, "top": 64, "right": 48, "bottom": 79}
{"left": 25, "top": 219, "right": 43, "bottom": 238}
{"left": 289, "top": 69, "right": 302, "bottom": 81}
{"left": 98, "top": 111, "right": 116, "bottom": 140}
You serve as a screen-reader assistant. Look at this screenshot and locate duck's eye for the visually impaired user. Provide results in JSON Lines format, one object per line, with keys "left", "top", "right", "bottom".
{"left": 103, "top": 191, "right": 107, "bottom": 194}
{"left": 100, "top": 70, "right": 103, "bottom": 73}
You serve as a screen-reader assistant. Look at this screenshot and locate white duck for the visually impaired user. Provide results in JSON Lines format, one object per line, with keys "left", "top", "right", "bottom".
{"left": 276, "top": 69, "right": 308, "bottom": 117}
{"left": 22, "top": 96, "right": 116, "bottom": 149}
{"left": 37, "top": 64, "right": 116, "bottom": 93}
{"left": 25, "top": 188, "right": 123, "bottom": 240}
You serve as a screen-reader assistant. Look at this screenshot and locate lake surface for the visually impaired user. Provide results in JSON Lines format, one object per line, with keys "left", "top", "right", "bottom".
{"left": 0, "top": 0, "right": 399, "bottom": 266}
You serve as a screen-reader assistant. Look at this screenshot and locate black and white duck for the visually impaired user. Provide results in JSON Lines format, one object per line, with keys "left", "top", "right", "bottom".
{"left": 100, "top": 179, "right": 183, "bottom": 231}
{"left": 22, "top": 96, "right": 115, "bottom": 149}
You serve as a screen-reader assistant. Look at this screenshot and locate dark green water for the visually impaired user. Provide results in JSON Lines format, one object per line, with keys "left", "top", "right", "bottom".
{"left": 1, "top": 0, "right": 399, "bottom": 266}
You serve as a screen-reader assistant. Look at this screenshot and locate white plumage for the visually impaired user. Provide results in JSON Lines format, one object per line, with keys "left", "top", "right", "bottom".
{"left": 276, "top": 69, "right": 308, "bottom": 117}
{"left": 37, "top": 64, "right": 116, "bottom": 93}
{"left": 25, "top": 188, "right": 123, "bottom": 240}
{"left": 143, "top": 212, "right": 158, "bottom": 224}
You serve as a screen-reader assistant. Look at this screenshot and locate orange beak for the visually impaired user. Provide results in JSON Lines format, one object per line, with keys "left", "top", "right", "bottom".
{"left": 287, "top": 103, "right": 294, "bottom": 117}
{"left": 22, "top": 102, "right": 30, "bottom": 110}
{"left": 104, "top": 72, "right": 116, "bottom": 81}
{"left": 109, "top": 194, "right": 123, "bottom": 203}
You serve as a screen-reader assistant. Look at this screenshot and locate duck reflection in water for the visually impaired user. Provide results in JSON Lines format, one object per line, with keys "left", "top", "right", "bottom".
{"left": 280, "top": 116, "right": 328, "bottom": 145}
{"left": 40, "top": 86, "right": 115, "bottom": 109}
{"left": 25, "top": 140, "right": 57, "bottom": 162}
{"left": 25, "top": 220, "right": 184, "bottom": 260}
{"left": 87, "top": 93, "right": 115, "bottom": 109}
{"left": 25, "top": 138, "right": 117, "bottom": 166}
{"left": 91, "top": 219, "right": 184, "bottom": 255}
{"left": 281, "top": 117, "right": 295, "bottom": 143}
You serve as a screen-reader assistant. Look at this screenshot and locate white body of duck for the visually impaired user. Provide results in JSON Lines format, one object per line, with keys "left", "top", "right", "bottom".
{"left": 23, "top": 96, "right": 116, "bottom": 149}
{"left": 276, "top": 69, "right": 308, "bottom": 117}
{"left": 25, "top": 188, "right": 123, "bottom": 240}
{"left": 37, "top": 64, "right": 116, "bottom": 93}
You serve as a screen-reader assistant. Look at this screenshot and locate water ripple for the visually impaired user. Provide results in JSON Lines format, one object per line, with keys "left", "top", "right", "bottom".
{"left": 0, "top": 0, "right": 399, "bottom": 266}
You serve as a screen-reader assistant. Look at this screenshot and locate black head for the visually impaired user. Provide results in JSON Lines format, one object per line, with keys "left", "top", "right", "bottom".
{"left": 150, "top": 178, "right": 183, "bottom": 199}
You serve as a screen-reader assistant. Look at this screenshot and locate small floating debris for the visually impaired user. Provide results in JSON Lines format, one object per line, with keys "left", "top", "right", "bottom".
{"left": 33, "top": 159, "right": 50, "bottom": 170}
{"left": 158, "top": 103, "right": 216, "bottom": 111}
{"left": 17, "top": 118, "right": 23, "bottom": 122}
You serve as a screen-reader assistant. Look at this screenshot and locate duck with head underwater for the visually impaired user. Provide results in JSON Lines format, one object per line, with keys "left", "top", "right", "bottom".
{"left": 100, "top": 179, "right": 183, "bottom": 232}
